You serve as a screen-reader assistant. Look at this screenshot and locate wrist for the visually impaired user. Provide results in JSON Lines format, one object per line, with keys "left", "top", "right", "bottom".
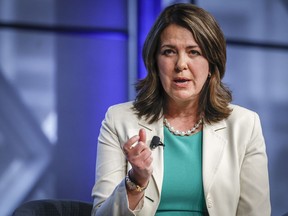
{"left": 129, "top": 169, "right": 149, "bottom": 186}
{"left": 125, "top": 170, "right": 149, "bottom": 193}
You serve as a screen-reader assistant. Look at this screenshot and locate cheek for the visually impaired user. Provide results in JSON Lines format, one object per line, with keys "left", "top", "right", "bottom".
{"left": 158, "top": 71, "right": 168, "bottom": 86}
{"left": 158, "top": 71, "right": 172, "bottom": 93}
{"left": 198, "top": 72, "right": 209, "bottom": 85}
{"left": 157, "top": 55, "right": 175, "bottom": 73}
{"left": 159, "top": 67, "right": 175, "bottom": 80}
{"left": 195, "top": 60, "right": 209, "bottom": 80}
{"left": 157, "top": 58, "right": 167, "bottom": 73}
{"left": 157, "top": 60, "right": 171, "bottom": 81}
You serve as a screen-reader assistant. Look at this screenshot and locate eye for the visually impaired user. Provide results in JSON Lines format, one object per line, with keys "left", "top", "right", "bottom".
{"left": 190, "top": 49, "right": 201, "bottom": 56}
{"left": 161, "top": 49, "right": 176, "bottom": 56}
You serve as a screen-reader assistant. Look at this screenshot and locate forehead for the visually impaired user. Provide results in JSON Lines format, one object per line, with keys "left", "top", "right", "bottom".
{"left": 160, "top": 24, "right": 197, "bottom": 45}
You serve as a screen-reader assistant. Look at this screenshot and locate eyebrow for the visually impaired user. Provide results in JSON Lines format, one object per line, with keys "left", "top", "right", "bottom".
{"left": 160, "top": 44, "right": 200, "bottom": 49}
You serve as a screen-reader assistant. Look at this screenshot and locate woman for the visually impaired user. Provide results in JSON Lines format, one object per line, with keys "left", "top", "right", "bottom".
{"left": 91, "top": 3, "right": 270, "bottom": 216}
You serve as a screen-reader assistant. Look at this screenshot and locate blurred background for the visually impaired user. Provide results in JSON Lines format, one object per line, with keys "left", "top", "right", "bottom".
{"left": 0, "top": 0, "right": 287, "bottom": 215}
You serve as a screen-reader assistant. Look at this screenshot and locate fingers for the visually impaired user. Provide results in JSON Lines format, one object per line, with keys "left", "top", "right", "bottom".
{"left": 123, "top": 135, "right": 139, "bottom": 151}
{"left": 129, "top": 147, "right": 153, "bottom": 183}
{"left": 126, "top": 141, "right": 147, "bottom": 159}
{"left": 138, "top": 128, "right": 146, "bottom": 143}
{"left": 122, "top": 129, "right": 153, "bottom": 184}
{"left": 128, "top": 144, "right": 153, "bottom": 170}
{"left": 141, "top": 148, "right": 153, "bottom": 165}
{"left": 123, "top": 129, "right": 152, "bottom": 164}
{"left": 124, "top": 128, "right": 146, "bottom": 151}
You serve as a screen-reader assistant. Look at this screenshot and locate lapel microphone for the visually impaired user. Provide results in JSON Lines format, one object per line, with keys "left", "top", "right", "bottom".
{"left": 150, "top": 136, "right": 165, "bottom": 150}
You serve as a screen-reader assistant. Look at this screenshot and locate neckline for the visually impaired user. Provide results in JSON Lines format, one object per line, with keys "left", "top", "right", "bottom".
{"left": 163, "top": 117, "right": 203, "bottom": 136}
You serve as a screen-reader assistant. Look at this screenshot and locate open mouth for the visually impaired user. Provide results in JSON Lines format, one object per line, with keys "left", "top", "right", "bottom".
{"left": 174, "top": 78, "right": 190, "bottom": 83}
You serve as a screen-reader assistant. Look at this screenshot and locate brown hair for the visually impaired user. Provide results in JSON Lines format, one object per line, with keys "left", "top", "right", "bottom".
{"left": 133, "top": 3, "right": 232, "bottom": 124}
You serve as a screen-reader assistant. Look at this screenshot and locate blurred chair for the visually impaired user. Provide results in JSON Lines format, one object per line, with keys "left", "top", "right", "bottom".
{"left": 12, "top": 199, "right": 93, "bottom": 216}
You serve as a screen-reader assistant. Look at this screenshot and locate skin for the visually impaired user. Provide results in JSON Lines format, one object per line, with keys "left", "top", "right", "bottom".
{"left": 123, "top": 129, "right": 152, "bottom": 210}
{"left": 123, "top": 24, "right": 210, "bottom": 210}
{"left": 157, "top": 24, "right": 209, "bottom": 106}
{"left": 157, "top": 24, "right": 210, "bottom": 130}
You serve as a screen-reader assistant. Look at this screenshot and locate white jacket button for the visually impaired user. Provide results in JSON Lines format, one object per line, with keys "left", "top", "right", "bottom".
{"left": 206, "top": 195, "right": 213, "bottom": 208}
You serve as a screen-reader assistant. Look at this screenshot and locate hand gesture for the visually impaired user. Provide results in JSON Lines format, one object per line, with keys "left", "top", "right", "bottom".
{"left": 123, "top": 128, "right": 153, "bottom": 186}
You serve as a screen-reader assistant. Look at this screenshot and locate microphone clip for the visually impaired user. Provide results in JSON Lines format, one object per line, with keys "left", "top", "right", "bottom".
{"left": 150, "top": 136, "right": 165, "bottom": 150}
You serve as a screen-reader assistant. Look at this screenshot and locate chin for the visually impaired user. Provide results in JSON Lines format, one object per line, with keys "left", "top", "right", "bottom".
{"left": 173, "top": 95, "right": 196, "bottom": 102}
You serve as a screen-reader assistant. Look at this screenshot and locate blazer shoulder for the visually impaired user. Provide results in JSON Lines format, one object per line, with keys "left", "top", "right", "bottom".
{"left": 107, "top": 101, "right": 134, "bottom": 113}
{"left": 227, "top": 104, "right": 261, "bottom": 126}
{"left": 105, "top": 101, "right": 138, "bottom": 123}
{"left": 229, "top": 104, "right": 259, "bottom": 117}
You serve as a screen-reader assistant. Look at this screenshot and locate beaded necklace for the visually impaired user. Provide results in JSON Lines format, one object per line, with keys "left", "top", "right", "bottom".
{"left": 163, "top": 117, "right": 203, "bottom": 136}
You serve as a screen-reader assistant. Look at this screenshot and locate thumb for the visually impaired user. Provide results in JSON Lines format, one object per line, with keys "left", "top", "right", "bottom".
{"left": 138, "top": 128, "right": 146, "bottom": 143}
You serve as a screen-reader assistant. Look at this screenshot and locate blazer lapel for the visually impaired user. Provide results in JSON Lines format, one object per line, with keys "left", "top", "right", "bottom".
{"left": 202, "top": 120, "right": 227, "bottom": 195}
{"left": 137, "top": 117, "right": 227, "bottom": 198}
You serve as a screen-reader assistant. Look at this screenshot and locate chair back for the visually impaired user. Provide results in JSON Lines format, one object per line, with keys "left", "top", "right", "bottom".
{"left": 12, "top": 199, "right": 93, "bottom": 216}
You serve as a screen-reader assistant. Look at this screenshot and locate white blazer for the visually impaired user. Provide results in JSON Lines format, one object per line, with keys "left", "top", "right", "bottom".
{"left": 91, "top": 102, "right": 271, "bottom": 216}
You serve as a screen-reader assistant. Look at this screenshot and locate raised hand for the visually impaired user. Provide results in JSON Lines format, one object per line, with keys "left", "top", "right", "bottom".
{"left": 123, "top": 128, "right": 153, "bottom": 187}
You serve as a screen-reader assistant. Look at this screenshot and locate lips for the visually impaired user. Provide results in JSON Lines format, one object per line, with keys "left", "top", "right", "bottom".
{"left": 173, "top": 77, "right": 191, "bottom": 83}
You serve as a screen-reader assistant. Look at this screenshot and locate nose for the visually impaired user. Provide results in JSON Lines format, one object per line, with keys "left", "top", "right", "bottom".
{"left": 175, "top": 53, "right": 188, "bottom": 72}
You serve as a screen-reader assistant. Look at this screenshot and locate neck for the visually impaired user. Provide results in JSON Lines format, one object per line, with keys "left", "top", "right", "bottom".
{"left": 164, "top": 99, "right": 199, "bottom": 119}
{"left": 163, "top": 98, "right": 202, "bottom": 133}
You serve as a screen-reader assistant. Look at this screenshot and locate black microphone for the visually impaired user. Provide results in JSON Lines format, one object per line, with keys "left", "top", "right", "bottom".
{"left": 150, "top": 136, "right": 165, "bottom": 150}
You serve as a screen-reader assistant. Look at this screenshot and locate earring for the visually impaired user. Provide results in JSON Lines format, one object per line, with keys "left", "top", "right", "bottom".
{"left": 208, "top": 73, "right": 211, "bottom": 78}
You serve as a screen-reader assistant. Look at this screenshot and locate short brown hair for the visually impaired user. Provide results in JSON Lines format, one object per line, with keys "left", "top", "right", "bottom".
{"left": 133, "top": 3, "right": 232, "bottom": 124}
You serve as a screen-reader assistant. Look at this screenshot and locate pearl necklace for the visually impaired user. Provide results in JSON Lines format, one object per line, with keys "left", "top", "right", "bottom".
{"left": 163, "top": 117, "right": 203, "bottom": 136}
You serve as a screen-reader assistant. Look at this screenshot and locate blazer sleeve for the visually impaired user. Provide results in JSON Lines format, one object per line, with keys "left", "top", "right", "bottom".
{"left": 91, "top": 107, "right": 143, "bottom": 216}
{"left": 236, "top": 112, "right": 271, "bottom": 216}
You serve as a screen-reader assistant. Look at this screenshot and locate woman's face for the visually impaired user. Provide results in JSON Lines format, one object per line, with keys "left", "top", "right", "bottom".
{"left": 157, "top": 24, "right": 209, "bottom": 105}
